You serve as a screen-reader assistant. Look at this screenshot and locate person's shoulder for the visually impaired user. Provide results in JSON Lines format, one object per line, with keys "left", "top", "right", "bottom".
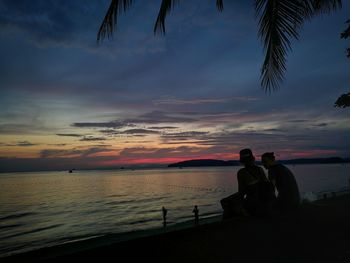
{"left": 277, "top": 163, "right": 289, "bottom": 171}
{"left": 238, "top": 167, "right": 246, "bottom": 174}
{"left": 237, "top": 168, "right": 247, "bottom": 178}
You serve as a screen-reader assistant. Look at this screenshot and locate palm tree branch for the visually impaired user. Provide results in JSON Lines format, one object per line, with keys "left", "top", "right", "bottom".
{"left": 216, "top": 0, "right": 224, "bottom": 12}
{"left": 341, "top": 20, "right": 350, "bottom": 39}
{"left": 154, "top": 0, "right": 180, "bottom": 35}
{"left": 311, "top": 0, "right": 342, "bottom": 14}
{"left": 256, "top": 0, "right": 305, "bottom": 91}
{"left": 97, "top": 0, "right": 133, "bottom": 42}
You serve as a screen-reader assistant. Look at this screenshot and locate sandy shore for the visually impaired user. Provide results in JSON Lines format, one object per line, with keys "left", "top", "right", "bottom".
{"left": 3, "top": 194, "right": 350, "bottom": 263}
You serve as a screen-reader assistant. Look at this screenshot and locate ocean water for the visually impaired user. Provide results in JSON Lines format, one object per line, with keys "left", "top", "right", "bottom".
{"left": 0, "top": 164, "right": 349, "bottom": 257}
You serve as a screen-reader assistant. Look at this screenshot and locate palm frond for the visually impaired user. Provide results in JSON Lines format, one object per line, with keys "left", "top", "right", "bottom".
{"left": 97, "top": 0, "right": 133, "bottom": 42}
{"left": 256, "top": 0, "right": 305, "bottom": 91}
{"left": 216, "top": 0, "right": 224, "bottom": 12}
{"left": 341, "top": 19, "right": 350, "bottom": 57}
{"left": 154, "top": 0, "right": 180, "bottom": 35}
{"left": 311, "top": 0, "right": 342, "bottom": 14}
{"left": 341, "top": 20, "right": 350, "bottom": 39}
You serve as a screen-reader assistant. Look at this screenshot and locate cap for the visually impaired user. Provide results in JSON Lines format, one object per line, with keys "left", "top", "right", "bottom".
{"left": 239, "top": 148, "right": 254, "bottom": 162}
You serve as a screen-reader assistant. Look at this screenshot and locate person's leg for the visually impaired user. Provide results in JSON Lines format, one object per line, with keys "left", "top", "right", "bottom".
{"left": 221, "top": 193, "right": 249, "bottom": 219}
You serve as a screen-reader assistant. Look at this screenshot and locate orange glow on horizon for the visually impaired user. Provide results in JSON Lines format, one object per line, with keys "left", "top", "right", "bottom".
{"left": 98, "top": 153, "right": 240, "bottom": 166}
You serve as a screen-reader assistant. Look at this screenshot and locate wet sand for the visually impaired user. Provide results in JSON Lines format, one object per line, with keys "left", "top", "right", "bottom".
{"left": 3, "top": 194, "right": 350, "bottom": 263}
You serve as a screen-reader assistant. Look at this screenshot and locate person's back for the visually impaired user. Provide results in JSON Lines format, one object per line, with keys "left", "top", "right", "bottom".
{"left": 262, "top": 152, "right": 300, "bottom": 211}
{"left": 268, "top": 163, "right": 300, "bottom": 210}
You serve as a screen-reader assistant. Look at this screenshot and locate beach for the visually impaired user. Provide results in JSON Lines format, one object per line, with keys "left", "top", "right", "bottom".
{"left": 3, "top": 193, "right": 350, "bottom": 263}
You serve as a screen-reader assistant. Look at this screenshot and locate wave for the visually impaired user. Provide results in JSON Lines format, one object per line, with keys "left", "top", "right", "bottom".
{"left": 0, "top": 212, "right": 37, "bottom": 221}
{"left": 0, "top": 224, "right": 63, "bottom": 240}
{"left": 0, "top": 223, "right": 23, "bottom": 230}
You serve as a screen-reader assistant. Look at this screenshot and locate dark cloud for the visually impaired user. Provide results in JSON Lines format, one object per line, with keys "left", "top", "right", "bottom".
{"left": 73, "top": 121, "right": 130, "bottom": 129}
{"left": 16, "top": 141, "right": 37, "bottom": 147}
{"left": 118, "top": 129, "right": 160, "bottom": 135}
{"left": 127, "top": 111, "right": 196, "bottom": 124}
{"left": 2, "top": 141, "right": 38, "bottom": 147}
{"left": 72, "top": 111, "right": 195, "bottom": 130}
{"left": 148, "top": 126, "right": 178, "bottom": 130}
{"left": 79, "top": 136, "right": 107, "bottom": 141}
{"left": 313, "top": 123, "right": 328, "bottom": 127}
{"left": 56, "top": 133, "right": 82, "bottom": 137}
{"left": 161, "top": 131, "right": 209, "bottom": 140}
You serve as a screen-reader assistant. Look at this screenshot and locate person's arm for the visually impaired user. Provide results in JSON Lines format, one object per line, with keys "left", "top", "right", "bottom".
{"left": 237, "top": 170, "right": 246, "bottom": 198}
{"left": 267, "top": 170, "right": 276, "bottom": 187}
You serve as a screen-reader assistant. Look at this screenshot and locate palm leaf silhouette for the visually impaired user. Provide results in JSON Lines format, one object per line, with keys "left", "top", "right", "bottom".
{"left": 154, "top": 0, "right": 180, "bottom": 35}
{"left": 97, "top": 0, "right": 342, "bottom": 91}
{"left": 97, "top": 0, "right": 133, "bottom": 42}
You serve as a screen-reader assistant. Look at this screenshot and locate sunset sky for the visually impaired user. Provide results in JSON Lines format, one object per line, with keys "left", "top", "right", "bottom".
{"left": 0, "top": 0, "right": 349, "bottom": 172}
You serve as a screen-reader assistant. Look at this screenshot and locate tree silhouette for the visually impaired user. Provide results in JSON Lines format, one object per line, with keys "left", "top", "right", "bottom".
{"left": 97, "top": 0, "right": 342, "bottom": 92}
{"left": 334, "top": 93, "right": 350, "bottom": 108}
{"left": 334, "top": 20, "right": 350, "bottom": 108}
{"left": 341, "top": 19, "right": 350, "bottom": 57}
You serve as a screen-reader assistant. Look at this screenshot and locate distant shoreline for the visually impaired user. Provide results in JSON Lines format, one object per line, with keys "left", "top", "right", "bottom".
{"left": 168, "top": 157, "right": 350, "bottom": 168}
{"left": 1, "top": 157, "right": 349, "bottom": 173}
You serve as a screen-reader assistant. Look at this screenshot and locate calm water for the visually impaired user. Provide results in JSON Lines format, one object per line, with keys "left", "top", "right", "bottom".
{"left": 0, "top": 164, "right": 349, "bottom": 257}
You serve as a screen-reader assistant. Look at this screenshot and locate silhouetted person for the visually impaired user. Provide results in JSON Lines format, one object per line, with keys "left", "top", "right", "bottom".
{"left": 162, "top": 206, "right": 167, "bottom": 227}
{"left": 221, "top": 149, "right": 275, "bottom": 218}
{"left": 261, "top": 152, "right": 300, "bottom": 211}
{"left": 193, "top": 205, "right": 199, "bottom": 225}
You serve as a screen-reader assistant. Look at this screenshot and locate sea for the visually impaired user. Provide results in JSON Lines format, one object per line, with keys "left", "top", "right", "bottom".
{"left": 0, "top": 164, "right": 349, "bottom": 257}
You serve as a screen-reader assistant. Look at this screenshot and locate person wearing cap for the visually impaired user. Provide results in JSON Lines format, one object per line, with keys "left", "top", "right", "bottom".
{"left": 236, "top": 148, "right": 275, "bottom": 216}
{"left": 220, "top": 148, "right": 274, "bottom": 218}
{"left": 261, "top": 152, "right": 300, "bottom": 211}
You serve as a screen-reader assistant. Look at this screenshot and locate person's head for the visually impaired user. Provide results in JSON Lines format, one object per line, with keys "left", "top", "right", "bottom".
{"left": 239, "top": 148, "right": 255, "bottom": 166}
{"left": 261, "top": 152, "right": 276, "bottom": 169}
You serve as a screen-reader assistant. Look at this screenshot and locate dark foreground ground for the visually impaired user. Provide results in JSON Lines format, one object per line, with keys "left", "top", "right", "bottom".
{"left": 4, "top": 194, "right": 350, "bottom": 263}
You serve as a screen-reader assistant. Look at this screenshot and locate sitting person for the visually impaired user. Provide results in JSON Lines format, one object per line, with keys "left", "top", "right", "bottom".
{"left": 261, "top": 152, "right": 300, "bottom": 211}
{"left": 221, "top": 148, "right": 275, "bottom": 218}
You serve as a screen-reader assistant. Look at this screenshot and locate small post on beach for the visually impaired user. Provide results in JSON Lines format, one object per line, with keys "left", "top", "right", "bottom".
{"left": 193, "top": 205, "right": 199, "bottom": 226}
{"left": 162, "top": 206, "right": 167, "bottom": 228}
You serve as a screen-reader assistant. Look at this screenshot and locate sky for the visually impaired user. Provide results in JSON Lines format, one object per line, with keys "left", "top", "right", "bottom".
{"left": 0, "top": 0, "right": 349, "bottom": 172}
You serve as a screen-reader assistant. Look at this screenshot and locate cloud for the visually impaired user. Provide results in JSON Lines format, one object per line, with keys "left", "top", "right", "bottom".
{"left": 152, "top": 97, "right": 260, "bottom": 105}
{"left": 118, "top": 129, "right": 160, "bottom": 135}
{"left": 125, "top": 111, "right": 196, "bottom": 124}
{"left": 79, "top": 136, "right": 107, "bottom": 141}
{"left": 73, "top": 121, "right": 131, "bottom": 129}
{"left": 2, "top": 141, "right": 38, "bottom": 147}
{"left": 16, "top": 141, "right": 37, "bottom": 147}
{"left": 161, "top": 131, "right": 209, "bottom": 140}
{"left": 56, "top": 133, "right": 82, "bottom": 137}
{"left": 0, "top": 0, "right": 104, "bottom": 50}
{"left": 40, "top": 147, "right": 112, "bottom": 158}
{"left": 312, "top": 123, "right": 328, "bottom": 127}
{"left": 72, "top": 111, "right": 196, "bottom": 130}
{"left": 148, "top": 126, "right": 178, "bottom": 130}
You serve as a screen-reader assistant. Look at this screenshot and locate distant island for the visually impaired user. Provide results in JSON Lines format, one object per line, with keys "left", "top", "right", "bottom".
{"left": 168, "top": 157, "right": 350, "bottom": 168}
